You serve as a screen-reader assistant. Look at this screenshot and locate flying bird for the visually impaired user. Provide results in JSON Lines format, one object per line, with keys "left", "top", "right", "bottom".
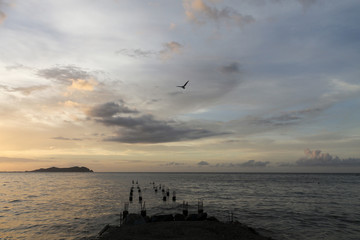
{"left": 177, "top": 80, "right": 189, "bottom": 89}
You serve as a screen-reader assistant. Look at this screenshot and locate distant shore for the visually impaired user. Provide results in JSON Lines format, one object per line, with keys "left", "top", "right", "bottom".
{"left": 26, "top": 166, "right": 94, "bottom": 172}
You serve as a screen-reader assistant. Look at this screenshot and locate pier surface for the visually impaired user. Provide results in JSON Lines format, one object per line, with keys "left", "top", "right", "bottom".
{"left": 97, "top": 220, "right": 273, "bottom": 240}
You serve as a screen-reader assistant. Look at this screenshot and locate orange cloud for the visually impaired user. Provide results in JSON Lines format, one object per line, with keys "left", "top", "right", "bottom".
{"left": 169, "top": 23, "right": 176, "bottom": 30}
{"left": 183, "top": 0, "right": 255, "bottom": 27}
{"left": 69, "top": 78, "right": 98, "bottom": 91}
{"left": 0, "top": 0, "right": 12, "bottom": 24}
{"left": 159, "top": 41, "right": 183, "bottom": 60}
{"left": 62, "top": 100, "right": 81, "bottom": 108}
{"left": 0, "top": 11, "right": 5, "bottom": 24}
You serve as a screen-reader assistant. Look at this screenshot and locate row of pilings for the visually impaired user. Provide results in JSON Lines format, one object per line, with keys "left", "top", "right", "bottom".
{"left": 129, "top": 184, "right": 143, "bottom": 202}
{"left": 152, "top": 182, "right": 176, "bottom": 202}
{"left": 128, "top": 180, "right": 177, "bottom": 203}
{"left": 122, "top": 180, "right": 206, "bottom": 225}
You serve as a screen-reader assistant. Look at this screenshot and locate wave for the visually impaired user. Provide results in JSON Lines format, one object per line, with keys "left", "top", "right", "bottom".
{"left": 26, "top": 195, "right": 39, "bottom": 198}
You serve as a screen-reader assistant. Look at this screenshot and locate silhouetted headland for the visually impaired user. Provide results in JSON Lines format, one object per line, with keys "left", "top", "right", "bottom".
{"left": 28, "top": 166, "right": 93, "bottom": 173}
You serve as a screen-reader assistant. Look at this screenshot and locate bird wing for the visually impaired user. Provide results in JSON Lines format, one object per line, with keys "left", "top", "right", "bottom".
{"left": 183, "top": 80, "right": 189, "bottom": 87}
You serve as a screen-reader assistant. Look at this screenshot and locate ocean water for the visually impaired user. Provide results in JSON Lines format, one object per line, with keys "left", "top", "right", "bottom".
{"left": 0, "top": 172, "right": 359, "bottom": 240}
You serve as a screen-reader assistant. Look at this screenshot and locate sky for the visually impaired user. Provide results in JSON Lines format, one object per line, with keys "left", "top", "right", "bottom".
{"left": 0, "top": 0, "right": 359, "bottom": 172}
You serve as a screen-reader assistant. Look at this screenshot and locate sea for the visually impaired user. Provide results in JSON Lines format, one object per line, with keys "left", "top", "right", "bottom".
{"left": 0, "top": 172, "right": 359, "bottom": 240}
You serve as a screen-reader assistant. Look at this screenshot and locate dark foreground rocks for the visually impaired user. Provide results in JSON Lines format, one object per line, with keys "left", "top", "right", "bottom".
{"left": 97, "top": 221, "right": 274, "bottom": 240}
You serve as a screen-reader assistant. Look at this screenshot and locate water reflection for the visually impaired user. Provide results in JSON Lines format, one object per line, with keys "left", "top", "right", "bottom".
{"left": 0, "top": 173, "right": 359, "bottom": 240}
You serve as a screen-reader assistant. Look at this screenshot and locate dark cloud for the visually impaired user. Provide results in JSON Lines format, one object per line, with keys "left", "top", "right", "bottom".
{"left": 184, "top": 0, "right": 255, "bottom": 27}
{"left": 37, "top": 65, "right": 99, "bottom": 91}
{"left": 88, "top": 101, "right": 225, "bottom": 143}
{"left": 104, "top": 116, "right": 218, "bottom": 143}
{"left": 296, "top": 149, "right": 360, "bottom": 167}
{"left": 88, "top": 101, "right": 138, "bottom": 118}
{"left": 37, "top": 65, "right": 92, "bottom": 84}
{"left": 197, "top": 161, "right": 209, "bottom": 166}
{"left": 220, "top": 62, "right": 240, "bottom": 74}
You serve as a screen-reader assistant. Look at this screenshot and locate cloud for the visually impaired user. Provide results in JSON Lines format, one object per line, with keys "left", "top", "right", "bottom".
{"left": 0, "top": 11, "right": 5, "bottom": 24}
{"left": 169, "top": 23, "right": 176, "bottom": 30}
{"left": 0, "top": 84, "right": 48, "bottom": 95}
{"left": 325, "top": 79, "right": 360, "bottom": 99}
{"left": 13, "top": 85, "right": 49, "bottom": 95}
{"left": 0, "top": 156, "right": 44, "bottom": 163}
{"left": 87, "top": 100, "right": 138, "bottom": 118}
{"left": 116, "top": 48, "right": 156, "bottom": 58}
{"left": 248, "top": 106, "right": 323, "bottom": 127}
{"left": 159, "top": 41, "right": 183, "bottom": 60}
{"left": 117, "top": 41, "right": 183, "bottom": 60}
{"left": 296, "top": 149, "right": 360, "bottom": 167}
{"left": 164, "top": 161, "right": 185, "bottom": 166}
{"left": 240, "top": 160, "right": 270, "bottom": 167}
{"left": 88, "top": 100, "right": 225, "bottom": 143}
{"left": 297, "top": 0, "right": 318, "bottom": 10}
{"left": 52, "top": 136, "right": 83, "bottom": 141}
{"left": 37, "top": 65, "right": 91, "bottom": 82}
{"left": 103, "top": 115, "right": 219, "bottom": 143}
{"left": 69, "top": 79, "right": 97, "bottom": 91}
{"left": 183, "top": 0, "right": 255, "bottom": 27}
{"left": 220, "top": 62, "right": 240, "bottom": 74}
{"left": 234, "top": 79, "right": 359, "bottom": 135}
{"left": 61, "top": 100, "right": 82, "bottom": 109}
{"left": 214, "top": 160, "right": 270, "bottom": 168}
{"left": 0, "top": 0, "right": 8, "bottom": 24}
{"left": 247, "top": 0, "right": 318, "bottom": 10}
{"left": 5, "top": 64, "right": 32, "bottom": 71}
{"left": 37, "top": 65, "right": 98, "bottom": 91}
{"left": 198, "top": 160, "right": 210, "bottom": 166}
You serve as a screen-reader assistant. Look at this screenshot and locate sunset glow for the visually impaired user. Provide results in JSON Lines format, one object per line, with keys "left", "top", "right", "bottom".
{"left": 0, "top": 0, "right": 359, "bottom": 172}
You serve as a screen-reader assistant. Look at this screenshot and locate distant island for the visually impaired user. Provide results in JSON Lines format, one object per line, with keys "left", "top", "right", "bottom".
{"left": 28, "top": 166, "right": 94, "bottom": 173}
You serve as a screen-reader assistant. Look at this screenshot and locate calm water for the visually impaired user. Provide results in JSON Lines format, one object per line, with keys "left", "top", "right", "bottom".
{"left": 1, "top": 173, "right": 359, "bottom": 240}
